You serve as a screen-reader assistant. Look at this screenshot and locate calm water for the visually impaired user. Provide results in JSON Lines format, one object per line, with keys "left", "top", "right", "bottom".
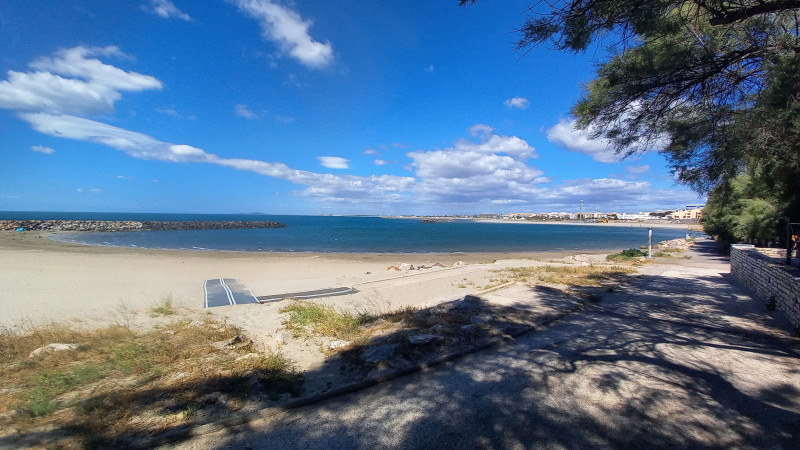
{"left": 1, "top": 212, "right": 695, "bottom": 253}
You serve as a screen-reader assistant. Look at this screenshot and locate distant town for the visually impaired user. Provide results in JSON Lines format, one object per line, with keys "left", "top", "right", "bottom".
{"left": 389, "top": 205, "right": 705, "bottom": 223}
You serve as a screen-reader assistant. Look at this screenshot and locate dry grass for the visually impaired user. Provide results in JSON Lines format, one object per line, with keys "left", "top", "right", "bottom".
{"left": 0, "top": 317, "right": 300, "bottom": 447}
{"left": 494, "top": 264, "right": 636, "bottom": 287}
{"left": 279, "top": 301, "right": 432, "bottom": 349}
{"left": 654, "top": 247, "right": 691, "bottom": 258}
{"left": 280, "top": 302, "right": 380, "bottom": 340}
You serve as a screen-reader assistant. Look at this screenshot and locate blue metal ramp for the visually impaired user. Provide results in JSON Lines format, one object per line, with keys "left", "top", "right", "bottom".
{"left": 257, "top": 286, "right": 358, "bottom": 303}
{"left": 204, "top": 278, "right": 259, "bottom": 308}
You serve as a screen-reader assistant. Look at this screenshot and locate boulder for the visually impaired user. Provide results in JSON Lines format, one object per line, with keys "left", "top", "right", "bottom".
{"left": 408, "top": 334, "right": 444, "bottom": 345}
{"left": 361, "top": 344, "right": 400, "bottom": 363}
{"left": 227, "top": 335, "right": 252, "bottom": 348}
{"left": 28, "top": 343, "right": 78, "bottom": 359}
{"left": 470, "top": 314, "right": 493, "bottom": 325}
{"left": 460, "top": 324, "right": 479, "bottom": 335}
{"left": 329, "top": 340, "right": 351, "bottom": 349}
{"left": 399, "top": 263, "right": 415, "bottom": 271}
{"left": 272, "top": 330, "right": 293, "bottom": 345}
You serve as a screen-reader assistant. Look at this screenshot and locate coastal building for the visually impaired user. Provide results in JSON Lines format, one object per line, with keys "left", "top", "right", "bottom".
{"left": 618, "top": 212, "right": 659, "bottom": 221}
{"left": 669, "top": 207, "right": 704, "bottom": 220}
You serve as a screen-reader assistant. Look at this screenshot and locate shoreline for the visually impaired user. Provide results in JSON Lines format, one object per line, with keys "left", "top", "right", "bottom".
{"left": 1, "top": 231, "right": 609, "bottom": 329}
{"left": 470, "top": 218, "right": 703, "bottom": 231}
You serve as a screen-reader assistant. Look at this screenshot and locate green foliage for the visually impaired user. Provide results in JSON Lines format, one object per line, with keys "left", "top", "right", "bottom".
{"left": 26, "top": 366, "right": 103, "bottom": 416}
{"left": 461, "top": 0, "right": 800, "bottom": 245}
{"left": 280, "top": 302, "right": 377, "bottom": 339}
{"left": 150, "top": 295, "right": 176, "bottom": 316}
{"left": 607, "top": 248, "right": 645, "bottom": 261}
{"left": 702, "top": 173, "right": 785, "bottom": 245}
{"left": 620, "top": 248, "right": 645, "bottom": 257}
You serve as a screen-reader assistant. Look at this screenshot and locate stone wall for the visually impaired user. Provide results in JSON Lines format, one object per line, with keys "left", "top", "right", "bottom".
{"left": 730, "top": 244, "right": 800, "bottom": 328}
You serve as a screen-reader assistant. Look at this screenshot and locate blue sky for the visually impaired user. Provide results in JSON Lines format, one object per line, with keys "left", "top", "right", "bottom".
{"left": 0, "top": 0, "right": 704, "bottom": 215}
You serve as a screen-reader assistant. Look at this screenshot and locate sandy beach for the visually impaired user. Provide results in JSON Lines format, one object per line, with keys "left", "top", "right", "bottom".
{"left": 0, "top": 231, "right": 594, "bottom": 335}
{"left": 0, "top": 219, "right": 700, "bottom": 342}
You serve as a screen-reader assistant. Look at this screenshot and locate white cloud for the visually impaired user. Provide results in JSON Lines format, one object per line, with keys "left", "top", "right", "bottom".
{"left": 5, "top": 48, "right": 698, "bottom": 213}
{"left": 23, "top": 111, "right": 416, "bottom": 204}
{"left": 31, "top": 145, "right": 55, "bottom": 154}
{"left": 146, "top": 0, "right": 191, "bottom": 21}
{"left": 504, "top": 97, "right": 529, "bottom": 109}
{"left": 318, "top": 156, "right": 349, "bottom": 169}
{"left": 157, "top": 108, "right": 179, "bottom": 117}
{"left": 231, "top": 0, "right": 334, "bottom": 69}
{"left": 374, "top": 159, "right": 391, "bottom": 166}
{"left": 625, "top": 165, "right": 650, "bottom": 175}
{"left": 117, "top": 175, "right": 133, "bottom": 179}
{"left": 407, "top": 125, "right": 544, "bottom": 203}
{"left": 235, "top": 104, "right": 258, "bottom": 118}
{"left": 468, "top": 124, "right": 494, "bottom": 137}
{"left": 546, "top": 118, "right": 620, "bottom": 163}
{"left": 458, "top": 124, "right": 537, "bottom": 159}
{"left": 0, "top": 46, "right": 161, "bottom": 116}
{"left": 363, "top": 148, "right": 380, "bottom": 156}
{"left": 76, "top": 188, "right": 102, "bottom": 194}
{"left": 425, "top": 65, "right": 435, "bottom": 72}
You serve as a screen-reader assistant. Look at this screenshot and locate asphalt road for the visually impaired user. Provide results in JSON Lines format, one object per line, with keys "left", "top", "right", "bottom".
{"left": 180, "top": 242, "right": 800, "bottom": 449}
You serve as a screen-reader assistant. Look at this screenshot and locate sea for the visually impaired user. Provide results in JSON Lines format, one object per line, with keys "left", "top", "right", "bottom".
{"left": 0, "top": 212, "right": 698, "bottom": 254}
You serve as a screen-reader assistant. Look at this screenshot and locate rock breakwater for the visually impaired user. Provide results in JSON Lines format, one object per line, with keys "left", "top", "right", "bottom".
{"left": 0, "top": 220, "right": 287, "bottom": 232}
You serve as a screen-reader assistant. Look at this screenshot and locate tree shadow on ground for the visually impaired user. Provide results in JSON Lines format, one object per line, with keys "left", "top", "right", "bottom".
{"left": 196, "top": 270, "right": 800, "bottom": 449}
{"left": 6, "top": 266, "right": 800, "bottom": 449}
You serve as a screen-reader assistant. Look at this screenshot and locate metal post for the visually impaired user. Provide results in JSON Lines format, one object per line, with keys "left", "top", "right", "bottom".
{"left": 648, "top": 227, "right": 653, "bottom": 258}
{"left": 788, "top": 219, "right": 792, "bottom": 265}
{"left": 579, "top": 200, "right": 583, "bottom": 221}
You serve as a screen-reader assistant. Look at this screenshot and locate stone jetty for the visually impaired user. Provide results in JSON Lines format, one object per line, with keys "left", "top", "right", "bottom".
{"left": 0, "top": 220, "right": 287, "bottom": 232}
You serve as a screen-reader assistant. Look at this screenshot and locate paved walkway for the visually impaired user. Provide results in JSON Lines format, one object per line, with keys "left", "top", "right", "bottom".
{"left": 181, "top": 242, "right": 800, "bottom": 449}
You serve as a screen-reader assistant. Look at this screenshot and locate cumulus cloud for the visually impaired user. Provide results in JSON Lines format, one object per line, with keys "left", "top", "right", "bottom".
{"left": 0, "top": 46, "right": 161, "bottom": 116}
{"left": 146, "top": 0, "right": 191, "bottom": 21}
{"left": 318, "top": 156, "right": 349, "bottom": 169}
{"left": 3, "top": 47, "right": 697, "bottom": 213}
{"left": 407, "top": 125, "right": 544, "bottom": 203}
{"left": 231, "top": 0, "right": 333, "bottom": 69}
{"left": 31, "top": 145, "right": 55, "bottom": 154}
{"left": 1, "top": 48, "right": 417, "bottom": 208}
{"left": 235, "top": 104, "right": 258, "bottom": 118}
{"left": 546, "top": 118, "right": 620, "bottom": 163}
{"left": 504, "top": 97, "right": 529, "bottom": 109}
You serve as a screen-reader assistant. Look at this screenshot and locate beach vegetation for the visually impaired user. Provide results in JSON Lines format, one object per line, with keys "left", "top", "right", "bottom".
{"left": 606, "top": 249, "right": 646, "bottom": 261}
{"left": 149, "top": 295, "right": 177, "bottom": 316}
{"left": 0, "top": 316, "right": 300, "bottom": 447}
{"left": 494, "top": 264, "right": 635, "bottom": 287}
{"left": 653, "top": 247, "right": 691, "bottom": 258}
{"left": 280, "top": 301, "right": 378, "bottom": 340}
